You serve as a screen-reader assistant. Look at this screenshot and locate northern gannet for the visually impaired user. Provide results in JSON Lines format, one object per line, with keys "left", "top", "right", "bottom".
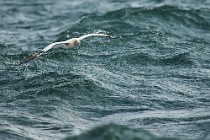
{"left": 19, "top": 33, "right": 114, "bottom": 65}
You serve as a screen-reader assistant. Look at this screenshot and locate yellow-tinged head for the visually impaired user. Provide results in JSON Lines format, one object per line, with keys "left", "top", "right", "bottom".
{"left": 64, "top": 38, "right": 81, "bottom": 48}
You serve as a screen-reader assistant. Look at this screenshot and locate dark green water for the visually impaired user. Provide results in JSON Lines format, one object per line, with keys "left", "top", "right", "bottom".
{"left": 0, "top": 0, "right": 210, "bottom": 140}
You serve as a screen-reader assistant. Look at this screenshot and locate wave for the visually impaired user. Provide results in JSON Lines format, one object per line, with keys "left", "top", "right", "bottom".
{"left": 77, "top": 5, "right": 210, "bottom": 40}
{"left": 111, "top": 52, "right": 194, "bottom": 66}
{"left": 64, "top": 124, "right": 205, "bottom": 140}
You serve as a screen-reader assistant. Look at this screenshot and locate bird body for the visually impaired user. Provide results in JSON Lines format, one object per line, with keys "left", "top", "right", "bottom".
{"left": 19, "top": 33, "right": 114, "bottom": 65}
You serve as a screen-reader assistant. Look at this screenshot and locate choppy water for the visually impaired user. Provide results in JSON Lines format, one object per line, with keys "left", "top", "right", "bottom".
{"left": 1, "top": 0, "right": 210, "bottom": 140}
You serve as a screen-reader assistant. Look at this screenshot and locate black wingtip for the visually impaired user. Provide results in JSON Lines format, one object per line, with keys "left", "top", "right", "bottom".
{"left": 107, "top": 35, "right": 116, "bottom": 39}
{"left": 18, "top": 50, "right": 43, "bottom": 66}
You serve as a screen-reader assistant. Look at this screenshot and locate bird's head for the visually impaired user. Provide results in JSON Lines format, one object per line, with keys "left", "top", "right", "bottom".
{"left": 64, "top": 38, "right": 81, "bottom": 48}
{"left": 72, "top": 38, "right": 81, "bottom": 46}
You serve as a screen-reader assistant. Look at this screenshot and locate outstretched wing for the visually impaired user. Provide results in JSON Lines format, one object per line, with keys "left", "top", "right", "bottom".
{"left": 19, "top": 41, "right": 66, "bottom": 65}
{"left": 78, "top": 33, "right": 114, "bottom": 40}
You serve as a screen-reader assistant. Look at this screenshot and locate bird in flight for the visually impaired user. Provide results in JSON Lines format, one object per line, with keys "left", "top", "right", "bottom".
{"left": 19, "top": 33, "right": 114, "bottom": 65}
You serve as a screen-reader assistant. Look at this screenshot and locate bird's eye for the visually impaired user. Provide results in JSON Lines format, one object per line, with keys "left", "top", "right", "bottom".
{"left": 74, "top": 40, "right": 79, "bottom": 45}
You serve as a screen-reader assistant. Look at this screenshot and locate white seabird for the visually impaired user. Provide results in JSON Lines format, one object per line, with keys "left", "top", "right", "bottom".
{"left": 19, "top": 33, "right": 114, "bottom": 65}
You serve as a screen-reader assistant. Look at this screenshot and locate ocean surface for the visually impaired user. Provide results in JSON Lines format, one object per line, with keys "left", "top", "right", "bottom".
{"left": 0, "top": 0, "right": 210, "bottom": 140}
